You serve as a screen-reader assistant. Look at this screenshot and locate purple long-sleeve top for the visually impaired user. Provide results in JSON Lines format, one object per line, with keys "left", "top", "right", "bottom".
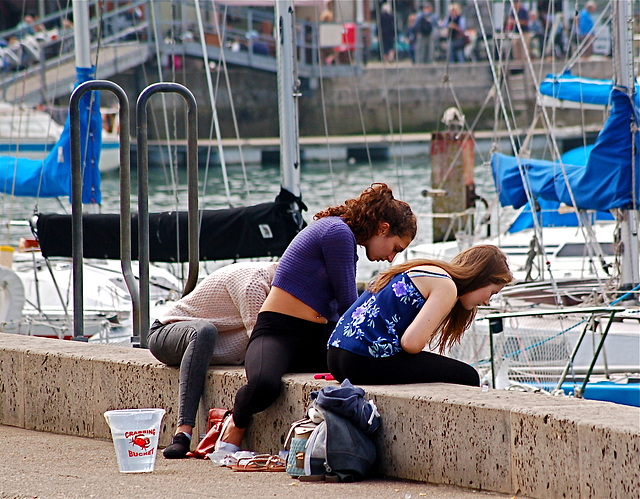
{"left": 272, "top": 216, "right": 359, "bottom": 322}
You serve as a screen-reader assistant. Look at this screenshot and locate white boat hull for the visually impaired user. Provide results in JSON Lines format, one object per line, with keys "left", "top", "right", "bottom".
{"left": 0, "top": 251, "right": 181, "bottom": 340}
{"left": 407, "top": 222, "right": 619, "bottom": 284}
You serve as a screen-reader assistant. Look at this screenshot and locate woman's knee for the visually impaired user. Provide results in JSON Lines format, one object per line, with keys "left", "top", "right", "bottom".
{"left": 195, "top": 323, "right": 218, "bottom": 347}
{"left": 255, "top": 373, "right": 282, "bottom": 400}
{"left": 182, "top": 322, "right": 218, "bottom": 352}
{"left": 459, "top": 364, "right": 480, "bottom": 386}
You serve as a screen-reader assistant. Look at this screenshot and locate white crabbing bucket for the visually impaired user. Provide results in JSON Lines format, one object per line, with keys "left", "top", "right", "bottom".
{"left": 104, "top": 408, "right": 166, "bottom": 473}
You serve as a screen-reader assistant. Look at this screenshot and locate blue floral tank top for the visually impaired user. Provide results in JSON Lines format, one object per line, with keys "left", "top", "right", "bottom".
{"left": 328, "top": 270, "right": 452, "bottom": 358}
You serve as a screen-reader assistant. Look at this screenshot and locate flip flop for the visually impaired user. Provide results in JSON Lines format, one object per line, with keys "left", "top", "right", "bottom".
{"left": 230, "top": 454, "right": 286, "bottom": 472}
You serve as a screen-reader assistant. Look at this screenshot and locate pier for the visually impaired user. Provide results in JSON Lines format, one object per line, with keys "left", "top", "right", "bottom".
{"left": 137, "top": 125, "right": 602, "bottom": 167}
{"left": 1, "top": 332, "right": 638, "bottom": 498}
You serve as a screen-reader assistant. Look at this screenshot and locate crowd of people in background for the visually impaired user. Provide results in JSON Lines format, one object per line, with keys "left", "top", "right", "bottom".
{"left": 371, "top": 0, "right": 601, "bottom": 65}
{"left": 0, "top": 1, "right": 144, "bottom": 73}
{"left": 2, "top": 1, "right": 604, "bottom": 73}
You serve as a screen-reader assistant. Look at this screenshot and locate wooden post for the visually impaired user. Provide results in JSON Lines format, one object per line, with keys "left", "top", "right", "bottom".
{"left": 430, "top": 131, "right": 475, "bottom": 243}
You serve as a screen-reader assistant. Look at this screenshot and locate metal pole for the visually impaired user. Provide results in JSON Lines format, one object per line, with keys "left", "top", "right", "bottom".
{"left": 612, "top": 0, "right": 640, "bottom": 291}
{"left": 554, "top": 317, "right": 595, "bottom": 392}
{"left": 488, "top": 317, "right": 503, "bottom": 389}
{"left": 136, "top": 82, "right": 199, "bottom": 348}
{"left": 72, "top": 0, "right": 92, "bottom": 70}
{"left": 576, "top": 310, "right": 619, "bottom": 398}
{"left": 276, "top": 0, "right": 301, "bottom": 198}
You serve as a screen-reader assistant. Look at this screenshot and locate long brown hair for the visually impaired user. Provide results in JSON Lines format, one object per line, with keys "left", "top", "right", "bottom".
{"left": 369, "top": 245, "right": 513, "bottom": 353}
{"left": 314, "top": 183, "right": 417, "bottom": 244}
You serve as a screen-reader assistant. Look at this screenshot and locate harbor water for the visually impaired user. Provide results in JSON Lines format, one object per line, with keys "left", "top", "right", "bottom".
{"left": 2, "top": 155, "right": 499, "bottom": 281}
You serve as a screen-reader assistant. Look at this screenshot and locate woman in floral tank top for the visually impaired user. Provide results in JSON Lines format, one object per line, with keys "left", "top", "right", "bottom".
{"left": 328, "top": 245, "right": 512, "bottom": 386}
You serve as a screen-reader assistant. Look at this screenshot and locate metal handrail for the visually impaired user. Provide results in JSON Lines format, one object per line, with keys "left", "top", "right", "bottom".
{"left": 135, "top": 82, "right": 199, "bottom": 348}
{"left": 69, "top": 80, "right": 133, "bottom": 342}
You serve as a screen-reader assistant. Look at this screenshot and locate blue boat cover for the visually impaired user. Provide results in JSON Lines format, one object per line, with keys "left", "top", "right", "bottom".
{"left": 507, "top": 198, "right": 613, "bottom": 233}
{"left": 539, "top": 70, "right": 640, "bottom": 108}
{"left": 0, "top": 66, "right": 102, "bottom": 203}
{"left": 492, "top": 153, "right": 570, "bottom": 209}
{"left": 493, "top": 89, "right": 640, "bottom": 229}
{"left": 558, "top": 89, "right": 640, "bottom": 211}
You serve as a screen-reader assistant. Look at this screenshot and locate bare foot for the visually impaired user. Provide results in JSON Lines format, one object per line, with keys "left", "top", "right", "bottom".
{"left": 221, "top": 416, "right": 245, "bottom": 447}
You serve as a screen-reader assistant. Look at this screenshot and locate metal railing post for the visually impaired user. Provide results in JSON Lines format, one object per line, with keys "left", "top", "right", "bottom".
{"left": 576, "top": 310, "right": 619, "bottom": 398}
{"left": 69, "top": 80, "right": 134, "bottom": 342}
{"left": 136, "top": 82, "right": 199, "bottom": 348}
{"left": 488, "top": 317, "right": 503, "bottom": 388}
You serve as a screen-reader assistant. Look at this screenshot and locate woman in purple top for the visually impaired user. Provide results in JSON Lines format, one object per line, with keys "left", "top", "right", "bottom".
{"left": 215, "top": 183, "right": 417, "bottom": 452}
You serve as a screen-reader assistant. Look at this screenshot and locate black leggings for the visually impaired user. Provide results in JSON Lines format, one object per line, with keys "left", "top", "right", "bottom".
{"left": 328, "top": 346, "right": 480, "bottom": 387}
{"left": 232, "top": 311, "right": 333, "bottom": 429}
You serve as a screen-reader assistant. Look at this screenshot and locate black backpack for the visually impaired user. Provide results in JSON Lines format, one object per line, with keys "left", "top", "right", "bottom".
{"left": 417, "top": 14, "right": 433, "bottom": 36}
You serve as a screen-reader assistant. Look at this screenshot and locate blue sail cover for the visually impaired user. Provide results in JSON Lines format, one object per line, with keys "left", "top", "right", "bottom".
{"left": 507, "top": 198, "right": 613, "bottom": 233}
{"left": 555, "top": 89, "right": 640, "bottom": 211}
{"left": 540, "top": 71, "right": 640, "bottom": 108}
{"left": 491, "top": 153, "right": 569, "bottom": 209}
{"left": 491, "top": 149, "right": 614, "bottom": 233}
{"left": 0, "top": 66, "right": 102, "bottom": 204}
{"left": 493, "top": 88, "right": 640, "bottom": 220}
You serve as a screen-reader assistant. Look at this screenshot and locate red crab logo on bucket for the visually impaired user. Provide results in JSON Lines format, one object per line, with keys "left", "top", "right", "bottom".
{"left": 125, "top": 429, "right": 156, "bottom": 457}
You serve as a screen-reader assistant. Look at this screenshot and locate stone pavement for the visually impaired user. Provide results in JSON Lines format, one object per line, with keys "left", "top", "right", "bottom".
{"left": 0, "top": 424, "right": 512, "bottom": 499}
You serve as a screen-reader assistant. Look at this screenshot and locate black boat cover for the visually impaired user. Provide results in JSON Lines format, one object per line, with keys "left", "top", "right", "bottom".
{"left": 35, "top": 188, "right": 307, "bottom": 262}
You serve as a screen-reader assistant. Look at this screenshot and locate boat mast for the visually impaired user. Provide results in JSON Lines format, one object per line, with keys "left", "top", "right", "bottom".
{"left": 275, "top": 0, "right": 301, "bottom": 198}
{"left": 72, "top": 0, "right": 91, "bottom": 70}
{"left": 613, "top": 0, "right": 640, "bottom": 291}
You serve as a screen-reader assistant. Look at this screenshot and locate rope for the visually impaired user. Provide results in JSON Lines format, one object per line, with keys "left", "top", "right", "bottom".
{"left": 385, "top": 0, "right": 404, "bottom": 198}
{"left": 148, "top": 0, "right": 179, "bottom": 203}
{"left": 210, "top": 1, "right": 251, "bottom": 202}
{"left": 194, "top": 0, "right": 232, "bottom": 206}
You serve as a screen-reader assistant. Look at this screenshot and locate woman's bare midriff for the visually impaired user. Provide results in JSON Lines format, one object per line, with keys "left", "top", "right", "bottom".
{"left": 260, "top": 286, "right": 328, "bottom": 324}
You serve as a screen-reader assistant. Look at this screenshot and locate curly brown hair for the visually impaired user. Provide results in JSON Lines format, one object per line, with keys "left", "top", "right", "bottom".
{"left": 369, "top": 245, "right": 513, "bottom": 353}
{"left": 313, "top": 183, "right": 417, "bottom": 244}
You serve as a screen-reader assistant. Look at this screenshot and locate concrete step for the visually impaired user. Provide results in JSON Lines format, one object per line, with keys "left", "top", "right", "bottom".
{"left": 1, "top": 332, "right": 638, "bottom": 498}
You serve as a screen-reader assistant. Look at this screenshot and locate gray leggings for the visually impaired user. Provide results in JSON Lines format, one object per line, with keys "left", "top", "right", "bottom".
{"left": 148, "top": 319, "right": 218, "bottom": 427}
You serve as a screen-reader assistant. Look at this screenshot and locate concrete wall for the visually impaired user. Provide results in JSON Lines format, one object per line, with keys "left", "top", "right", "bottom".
{"left": 1, "top": 332, "right": 638, "bottom": 498}
{"left": 102, "top": 59, "right": 613, "bottom": 140}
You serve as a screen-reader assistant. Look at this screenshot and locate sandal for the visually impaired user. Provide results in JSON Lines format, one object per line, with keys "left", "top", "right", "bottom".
{"left": 230, "top": 454, "right": 286, "bottom": 472}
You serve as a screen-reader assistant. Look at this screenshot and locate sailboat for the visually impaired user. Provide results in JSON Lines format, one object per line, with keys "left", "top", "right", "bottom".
{"left": 410, "top": 0, "right": 639, "bottom": 406}
{"left": 0, "top": 0, "right": 307, "bottom": 344}
{"left": 0, "top": 1, "right": 184, "bottom": 340}
{"left": 0, "top": 100, "right": 120, "bottom": 172}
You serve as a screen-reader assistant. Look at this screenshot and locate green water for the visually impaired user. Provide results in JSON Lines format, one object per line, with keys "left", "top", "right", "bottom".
{"left": 1, "top": 156, "right": 498, "bottom": 280}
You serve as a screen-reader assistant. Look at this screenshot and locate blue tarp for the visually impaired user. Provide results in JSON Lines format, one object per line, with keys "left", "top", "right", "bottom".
{"left": 507, "top": 198, "right": 613, "bottom": 233}
{"left": 557, "top": 89, "right": 640, "bottom": 211}
{"left": 529, "top": 144, "right": 611, "bottom": 232}
{"left": 493, "top": 89, "right": 640, "bottom": 225}
{"left": 539, "top": 70, "right": 640, "bottom": 108}
{"left": 492, "top": 153, "right": 571, "bottom": 209}
{"left": 0, "top": 66, "right": 102, "bottom": 204}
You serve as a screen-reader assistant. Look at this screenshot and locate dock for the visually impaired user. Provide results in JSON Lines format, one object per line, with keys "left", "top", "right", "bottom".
{"left": 139, "top": 125, "right": 602, "bottom": 167}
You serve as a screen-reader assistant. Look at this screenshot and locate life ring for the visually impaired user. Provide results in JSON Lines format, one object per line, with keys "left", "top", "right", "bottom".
{"left": 0, "top": 266, "right": 25, "bottom": 323}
